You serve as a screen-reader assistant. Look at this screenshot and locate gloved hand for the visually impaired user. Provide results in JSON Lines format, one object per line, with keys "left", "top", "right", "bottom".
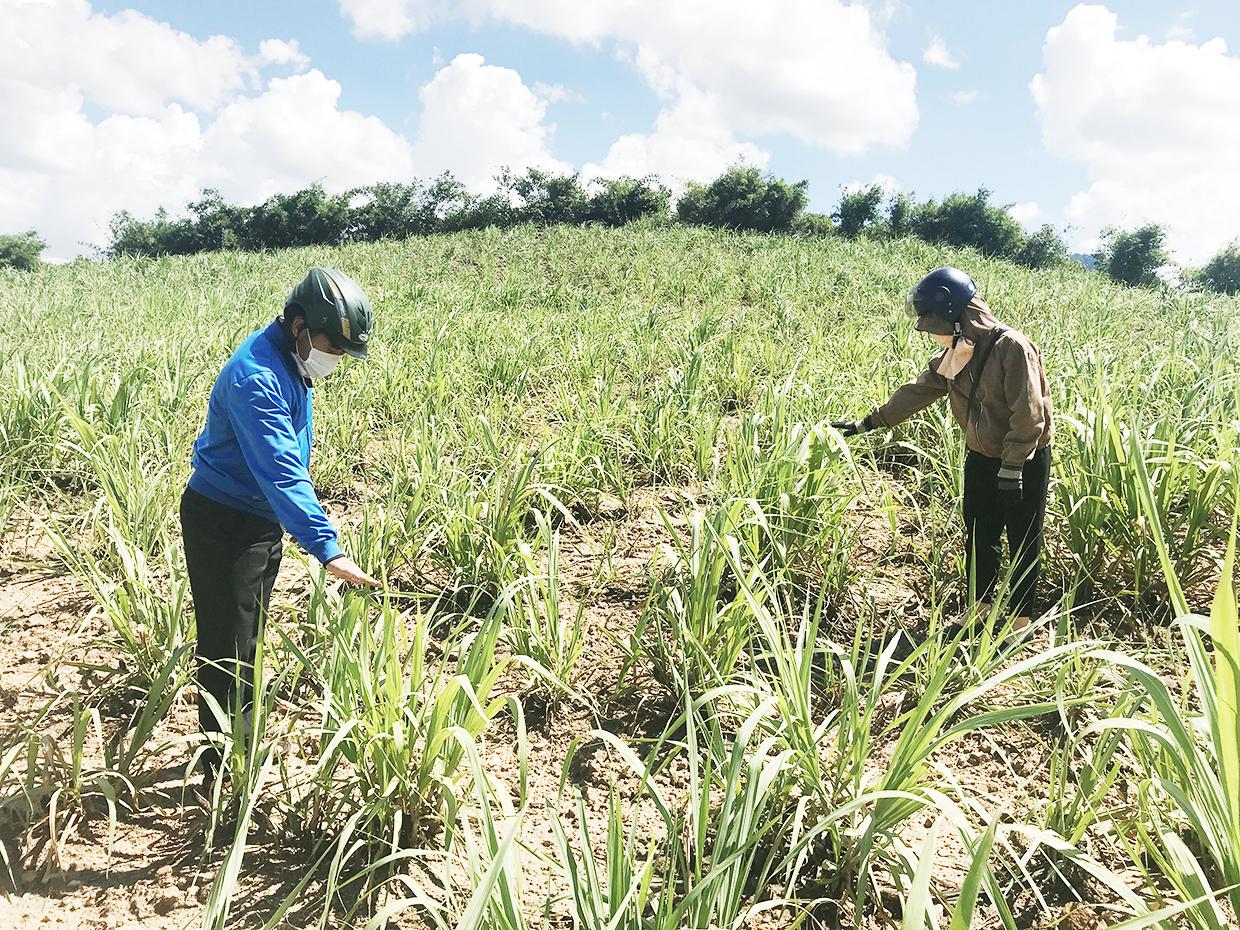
{"left": 831, "top": 414, "right": 874, "bottom": 438}
{"left": 996, "top": 465, "right": 1023, "bottom": 511}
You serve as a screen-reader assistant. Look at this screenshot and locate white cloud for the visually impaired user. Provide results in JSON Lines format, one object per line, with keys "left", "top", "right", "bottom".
{"left": 259, "top": 38, "right": 310, "bottom": 72}
{"left": 0, "top": 0, "right": 254, "bottom": 117}
{"left": 199, "top": 71, "right": 414, "bottom": 203}
{"left": 1008, "top": 201, "right": 1041, "bottom": 229}
{"left": 582, "top": 84, "right": 767, "bottom": 191}
{"left": 1167, "top": 11, "right": 1196, "bottom": 43}
{"left": 842, "top": 174, "right": 899, "bottom": 196}
{"left": 0, "top": 1, "right": 574, "bottom": 257}
{"left": 532, "top": 82, "right": 582, "bottom": 104}
{"left": 338, "top": 0, "right": 429, "bottom": 40}
{"left": 0, "top": 0, "right": 416, "bottom": 257}
{"left": 950, "top": 89, "right": 978, "bottom": 106}
{"left": 1031, "top": 3, "right": 1240, "bottom": 263}
{"left": 923, "top": 34, "right": 960, "bottom": 69}
{"left": 0, "top": 83, "right": 95, "bottom": 173}
{"left": 927, "top": 35, "right": 962, "bottom": 70}
{"left": 1, "top": 70, "right": 416, "bottom": 258}
{"left": 339, "top": 0, "right": 919, "bottom": 165}
{"left": 2, "top": 0, "right": 920, "bottom": 258}
{"left": 412, "top": 53, "right": 569, "bottom": 192}
{"left": 869, "top": 0, "right": 907, "bottom": 26}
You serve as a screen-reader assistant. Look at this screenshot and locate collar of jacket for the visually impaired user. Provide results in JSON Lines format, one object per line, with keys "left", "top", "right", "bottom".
{"left": 263, "top": 318, "right": 311, "bottom": 388}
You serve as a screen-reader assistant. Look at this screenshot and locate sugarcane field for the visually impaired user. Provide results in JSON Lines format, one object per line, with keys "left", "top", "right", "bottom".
{"left": 3, "top": 4, "right": 1240, "bottom": 930}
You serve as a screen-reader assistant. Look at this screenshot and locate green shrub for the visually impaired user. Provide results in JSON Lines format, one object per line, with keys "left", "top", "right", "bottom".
{"left": 833, "top": 185, "right": 884, "bottom": 238}
{"left": 911, "top": 188, "right": 1025, "bottom": 259}
{"left": 886, "top": 192, "right": 915, "bottom": 238}
{"left": 245, "top": 184, "right": 352, "bottom": 249}
{"left": 0, "top": 230, "right": 47, "bottom": 270}
{"left": 790, "top": 212, "right": 835, "bottom": 238}
{"left": 676, "top": 165, "right": 807, "bottom": 233}
{"left": 1094, "top": 224, "right": 1170, "bottom": 288}
{"left": 507, "top": 168, "right": 590, "bottom": 225}
{"left": 1199, "top": 239, "right": 1240, "bottom": 295}
{"left": 348, "top": 175, "right": 466, "bottom": 240}
{"left": 1015, "top": 224, "right": 1070, "bottom": 269}
{"left": 586, "top": 175, "right": 670, "bottom": 226}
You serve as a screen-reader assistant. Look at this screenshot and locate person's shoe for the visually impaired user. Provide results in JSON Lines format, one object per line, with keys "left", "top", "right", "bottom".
{"left": 189, "top": 751, "right": 222, "bottom": 808}
{"left": 1002, "top": 616, "right": 1035, "bottom": 645}
{"left": 191, "top": 770, "right": 216, "bottom": 809}
{"left": 944, "top": 619, "right": 976, "bottom": 641}
{"left": 945, "top": 603, "right": 990, "bottom": 641}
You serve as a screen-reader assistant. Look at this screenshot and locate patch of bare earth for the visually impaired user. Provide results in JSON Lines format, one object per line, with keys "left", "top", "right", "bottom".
{"left": 1, "top": 478, "right": 1151, "bottom": 928}
{"left": 0, "top": 524, "right": 322, "bottom": 930}
{"left": 0, "top": 490, "right": 670, "bottom": 929}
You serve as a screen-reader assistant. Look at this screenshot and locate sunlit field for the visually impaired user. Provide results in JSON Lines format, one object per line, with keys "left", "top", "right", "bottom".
{"left": 2, "top": 223, "right": 1238, "bottom": 929}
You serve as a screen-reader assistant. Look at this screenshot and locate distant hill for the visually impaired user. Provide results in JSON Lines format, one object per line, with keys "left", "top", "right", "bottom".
{"left": 1071, "top": 252, "right": 1097, "bottom": 270}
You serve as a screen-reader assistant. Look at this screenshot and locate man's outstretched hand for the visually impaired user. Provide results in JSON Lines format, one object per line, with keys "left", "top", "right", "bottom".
{"left": 325, "top": 555, "right": 380, "bottom": 587}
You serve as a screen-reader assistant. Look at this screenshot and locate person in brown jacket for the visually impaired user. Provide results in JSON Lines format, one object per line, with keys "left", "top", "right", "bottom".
{"left": 833, "top": 267, "right": 1053, "bottom": 634}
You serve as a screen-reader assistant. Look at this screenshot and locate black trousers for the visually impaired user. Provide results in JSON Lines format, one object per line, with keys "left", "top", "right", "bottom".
{"left": 179, "top": 487, "right": 283, "bottom": 771}
{"left": 962, "top": 446, "right": 1051, "bottom": 619}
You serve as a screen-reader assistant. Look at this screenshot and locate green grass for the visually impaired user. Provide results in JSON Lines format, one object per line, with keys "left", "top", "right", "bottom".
{"left": 1, "top": 223, "right": 1239, "bottom": 927}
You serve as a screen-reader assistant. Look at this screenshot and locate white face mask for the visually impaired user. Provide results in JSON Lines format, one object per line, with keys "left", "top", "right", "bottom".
{"left": 294, "top": 329, "right": 342, "bottom": 380}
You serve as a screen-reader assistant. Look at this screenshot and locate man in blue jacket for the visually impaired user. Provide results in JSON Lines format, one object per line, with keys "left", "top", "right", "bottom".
{"left": 181, "top": 267, "right": 379, "bottom": 780}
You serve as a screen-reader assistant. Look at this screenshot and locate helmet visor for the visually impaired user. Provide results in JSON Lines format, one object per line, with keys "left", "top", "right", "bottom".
{"left": 904, "top": 286, "right": 926, "bottom": 319}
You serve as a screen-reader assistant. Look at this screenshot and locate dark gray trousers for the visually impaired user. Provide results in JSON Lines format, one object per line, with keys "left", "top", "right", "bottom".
{"left": 963, "top": 446, "right": 1051, "bottom": 619}
{"left": 179, "top": 487, "right": 282, "bottom": 772}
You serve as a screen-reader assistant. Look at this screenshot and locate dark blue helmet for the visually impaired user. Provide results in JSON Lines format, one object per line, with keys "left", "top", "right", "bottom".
{"left": 905, "top": 267, "right": 977, "bottom": 323}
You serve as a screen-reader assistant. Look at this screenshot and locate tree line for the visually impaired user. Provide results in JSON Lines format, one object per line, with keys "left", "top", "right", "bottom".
{"left": 2, "top": 165, "right": 1238, "bottom": 295}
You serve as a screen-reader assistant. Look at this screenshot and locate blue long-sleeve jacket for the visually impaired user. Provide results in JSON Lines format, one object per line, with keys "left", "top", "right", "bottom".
{"left": 188, "top": 321, "right": 342, "bottom": 564}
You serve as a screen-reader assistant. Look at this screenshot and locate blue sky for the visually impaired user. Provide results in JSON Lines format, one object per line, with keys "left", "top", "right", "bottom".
{"left": 7, "top": 1, "right": 1240, "bottom": 261}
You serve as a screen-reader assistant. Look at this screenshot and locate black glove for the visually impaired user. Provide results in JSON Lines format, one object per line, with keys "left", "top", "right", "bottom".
{"left": 831, "top": 414, "right": 874, "bottom": 438}
{"left": 997, "top": 465, "right": 1023, "bottom": 511}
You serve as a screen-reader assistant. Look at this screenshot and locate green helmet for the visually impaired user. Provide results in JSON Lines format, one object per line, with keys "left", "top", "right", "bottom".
{"left": 285, "top": 267, "right": 374, "bottom": 358}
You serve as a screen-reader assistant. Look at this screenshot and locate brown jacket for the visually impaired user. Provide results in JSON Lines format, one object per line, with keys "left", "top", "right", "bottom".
{"left": 869, "top": 296, "right": 1053, "bottom": 470}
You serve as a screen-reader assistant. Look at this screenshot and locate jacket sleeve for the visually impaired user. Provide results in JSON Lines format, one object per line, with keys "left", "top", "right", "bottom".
{"left": 870, "top": 355, "right": 950, "bottom": 428}
{"left": 226, "top": 372, "right": 342, "bottom": 565}
{"left": 999, "top": 341, "right": 1048, "bottom": 472}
